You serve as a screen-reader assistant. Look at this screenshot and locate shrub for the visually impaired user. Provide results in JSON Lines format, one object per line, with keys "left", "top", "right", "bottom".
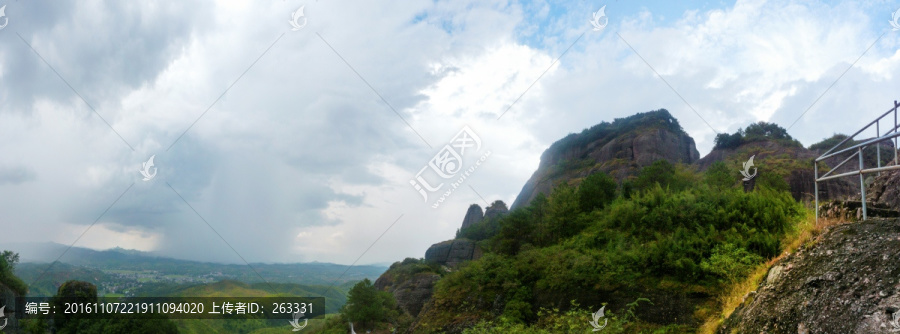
{"left": 341, "top": 279, "right": 396, "bottom": 330}
{"left": 700, "top": 243, "right": 764, "bottom": 283}
{"left": 705, "top": 161, "right": 735, "bottom": 189}
{"left": 578, "top": 171, "right": 617, "bottom": 212}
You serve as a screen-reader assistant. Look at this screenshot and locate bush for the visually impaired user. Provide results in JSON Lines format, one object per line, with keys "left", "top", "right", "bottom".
{"left": 700, "top": 243, "right": 764, "bottom": 283}
{"left": 341, "top": 279, "right": 396, "bottom": 330}
{"left": 578, "top": 171, "right": 617, "bottom": 212}
{"left": 49, "top": 281, "right": 178, "bottom": 334}
{"left": 705, "top": 161, "right": 735, "bottom": 189}
{"left": 0, "top": 251, "right": 27, "bottom": 296}
{"left": 714, "top": 132, "right": 744, "bottom": 150}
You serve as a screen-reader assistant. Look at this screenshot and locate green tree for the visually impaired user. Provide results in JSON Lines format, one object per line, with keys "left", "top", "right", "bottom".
{"left": 1, "top": 251, "right": 19, "bottom": 271}
{"left": 704, "top": 161, "right": 735, "bottom": 189}
{"left": 51, "top": 281, "right": 178, "bottom": 334}
{"left": 0, "top": 250, "right": 27, "bottom": 296}
{"left": 634, "top": 160, "right": 676, "bottom": 191}
{"left": 341, "top": 279, "right": 396, "bottom": 330}
{"left": 546, "top": 183, "right": 582, "bottom": 242}
{"left": 743, "top": 121, "right": 792, "bottom": 141}
{"left": 714, "top": 131, "right": 744, "bottom": 149}
{"left": 577, "top": 171, "right": 617, "bottom": 213}
{"left": 495, "top": 209, "right": 536, "bottom": 255}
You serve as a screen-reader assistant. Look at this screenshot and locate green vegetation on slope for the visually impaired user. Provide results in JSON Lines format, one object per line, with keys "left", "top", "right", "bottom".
{"left": 0, "top": 250, "right": 27, "bottom": 296}
{"left": 19, "top": 280, "right": 179, "bottom": 334}
{"left": 411, "top": 161, "right": 804, "bottom": 333}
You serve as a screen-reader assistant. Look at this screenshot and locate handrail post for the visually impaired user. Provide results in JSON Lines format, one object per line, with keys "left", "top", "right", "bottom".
{"left": 859, "top": 147, "right": 867, "bottom": 221}
{"left": 896, "top": 101, "right": 899, "bottom": 166}
{"left": 877, "top": 121, "right": 881, "bottom": 168}
{"left": 814, "top": 162, "right": 819, "bottom": 225}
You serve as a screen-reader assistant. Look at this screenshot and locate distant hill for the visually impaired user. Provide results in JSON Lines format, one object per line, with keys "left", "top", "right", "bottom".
{"left": 10, "top": 242, "right": 387, "bottom": 296}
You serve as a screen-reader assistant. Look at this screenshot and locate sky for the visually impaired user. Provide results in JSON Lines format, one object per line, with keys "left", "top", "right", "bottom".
{"left": 1, "top": 0, "right": 900, "bottom": 266}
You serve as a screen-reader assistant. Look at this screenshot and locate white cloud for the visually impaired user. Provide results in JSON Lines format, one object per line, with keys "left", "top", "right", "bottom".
{"left": 2, "top": 0, "right": 899, "bottom": 266}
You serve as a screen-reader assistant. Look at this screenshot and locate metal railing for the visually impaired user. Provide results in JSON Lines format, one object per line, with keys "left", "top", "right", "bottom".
{"left": 815, "top": 100, "right": 900, "bottom": 222}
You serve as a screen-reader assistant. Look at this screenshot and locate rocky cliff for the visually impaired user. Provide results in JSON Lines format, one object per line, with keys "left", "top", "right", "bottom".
{"left": 511, "top": 109, "right": 699, "bottom": 209}
{"left": 374, "top": 259, "right": 442, "bottom": 318}
{"left": 719, "top": 218, "right": 900, "bottom": 334}
{"left": 423, "top": 239, "right": 482, "bottom": 268}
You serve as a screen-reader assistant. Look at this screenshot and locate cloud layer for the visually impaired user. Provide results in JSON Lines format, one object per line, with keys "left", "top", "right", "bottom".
{"left": 1, "top": 0, "right": 899, "bottom": 265}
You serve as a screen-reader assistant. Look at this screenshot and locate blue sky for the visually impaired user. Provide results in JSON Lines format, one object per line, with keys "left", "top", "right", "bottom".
{"left": 1, "top": 0, "right": 900, "bottom": 265}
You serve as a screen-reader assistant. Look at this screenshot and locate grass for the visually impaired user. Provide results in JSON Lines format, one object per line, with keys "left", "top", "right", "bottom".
{"left": 697, "top": 209, "right": 847, "bottom": 334}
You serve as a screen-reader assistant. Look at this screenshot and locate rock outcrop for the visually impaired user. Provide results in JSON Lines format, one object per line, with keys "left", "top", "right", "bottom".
{"left": 374, "top": 261, "right": 441, "bottom": 317}
{"left": 460, "top": 204, "right": 483, "bottom": 230}
{"left": 719, "top": 218, "right": 900, "bottom": 333}
{"left": 512, "top": 109, "right": 699, "bottom": 209}
{"left": 482, "top": 201, "right": 508, "bottom": 222}
{"left": 375, "top": 201, "right": 500, "bottom": 322}
{"left": 424, "top": 239, "right": 482, "bottom": 267}
{"left": 863, "top": 169, "right": 900, "bottom": 212}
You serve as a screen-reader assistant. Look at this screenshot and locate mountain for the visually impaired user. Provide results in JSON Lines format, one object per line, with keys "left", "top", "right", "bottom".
{"left": 511, "top": 109, "right": 699, "bottom": 209}
{"left": 354, "top": 108, "right": 900, "bottom": 333}
{"left": 9, "top": 242, "right": 387, "bottom": 298}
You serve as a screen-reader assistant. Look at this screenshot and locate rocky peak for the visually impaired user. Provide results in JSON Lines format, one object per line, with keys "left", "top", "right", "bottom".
{"left": 460, "top": 204, "right": 483, "bottom": 230}
{"left": 483, "top": 200, "right": 508, "bottom": 222}
{"left": 512, "top": 109, "right": 699, "bottom": 209}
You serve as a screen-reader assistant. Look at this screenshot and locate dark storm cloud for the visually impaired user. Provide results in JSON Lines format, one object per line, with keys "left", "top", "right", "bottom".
{"left": 0, "top": 0, "right": 209, "bottom": 114}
